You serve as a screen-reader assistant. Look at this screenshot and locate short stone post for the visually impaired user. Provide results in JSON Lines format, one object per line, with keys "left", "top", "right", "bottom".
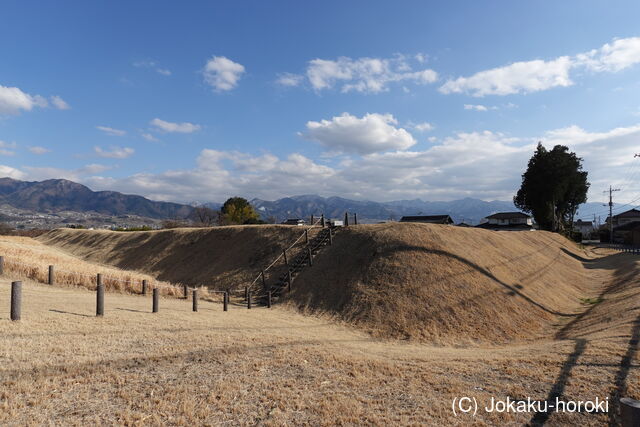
{"left": 311, "top": 214, "right": 314, "bottom": 225}
{"left": 192, "top": 289, "right": 198, "bottom": 312}
{"left": 183, "top": 284, "right": 188, "bottom": 299}
{"left": 305, "top": 229, "right": 309, "bottom": 243}
{"left": 321, "top": 214, "right": 325, "bottom": 228}
{"left": 48, "top": 265, "right": 55, "bottom": 285}
{"left": 96, "top": 273, "right": 104, "bottom": 317}
{"left": 152, "top": 288, "right": 159, "bottom": 313}
{"left": 223, "top": 292, "right": 228, "bottom": 312}
{"left": 621, "top": 397, "right": 640, "bottom": 427}
{"left": 247, "top": 293, "right": 252, "bottom": 309}
{"left": 142, "top": 279, "right": 148, "bottom": 296}
{"left": 244, "top": 286, "right": 249, "bottom": 302}
{"left": 10, "top": 281, "right": 21, "bottom": 321}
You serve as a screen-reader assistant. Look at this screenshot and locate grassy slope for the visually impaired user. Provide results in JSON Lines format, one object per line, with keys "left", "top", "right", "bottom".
{"left": 40, "top": 223, "right": 597, "bottom": 344}
{"left": 38, "top": 225, "right": 308, "bottom": 289}
{"left": 287, "top": 223, "right": 594, "bottom": 344}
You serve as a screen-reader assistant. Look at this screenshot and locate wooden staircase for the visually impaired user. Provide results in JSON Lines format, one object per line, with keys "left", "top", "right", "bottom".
{"left": 253, "top": 227, "right": 334, "bottom": 305}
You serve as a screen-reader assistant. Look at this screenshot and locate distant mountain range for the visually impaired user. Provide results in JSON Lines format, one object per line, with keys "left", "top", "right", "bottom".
{"left": 0, "top": 178, "right": 193, "bottom": 219}
{"left": 249, "top": 195, "right": 519, "bottom": 224}
{"left": 0, "top": 177, "right": 607, "bottom": 225}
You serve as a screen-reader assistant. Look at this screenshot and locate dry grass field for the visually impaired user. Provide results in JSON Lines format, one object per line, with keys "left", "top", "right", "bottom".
{"left": 0, "top": 225, "right": 638, "bottom": 425}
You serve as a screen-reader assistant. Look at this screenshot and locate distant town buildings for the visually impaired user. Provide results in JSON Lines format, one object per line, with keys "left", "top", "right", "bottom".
{"left": 399, "top": 215, "right": 454, "bottom": 225}
{"left": 476, "top": 212, "right": 534, "bottom": 231}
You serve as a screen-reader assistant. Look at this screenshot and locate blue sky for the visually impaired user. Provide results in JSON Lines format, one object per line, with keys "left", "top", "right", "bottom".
{"left": 2, "top": 1, "right": 640, "bottom": 216}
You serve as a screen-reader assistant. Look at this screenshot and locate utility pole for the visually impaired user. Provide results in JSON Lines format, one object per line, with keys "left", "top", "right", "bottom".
{"left": 606, "top": 185, "right": 621, "bottom": 243}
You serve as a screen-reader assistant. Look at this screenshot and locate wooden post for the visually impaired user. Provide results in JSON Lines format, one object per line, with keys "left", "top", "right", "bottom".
{"left": 621, "top": 397, "right": 640, "bottom": 427}
{"left": 307, "top": 247, "right": 313, "bottom": 266}
{"left": 192, "top": 289, "right": 198, "bottom": 312}
{"left": 354, "top": 212, "right": 358, "bottom": 225}
{"left": 344, "top": 212, "right": 349, "bottom": 227}
{"left": 311, "top": 214, "right": 314, "bottom": 225}
{"left": 244, "top": 286, "right": 249, "bottom": 302}
{"left": 0, "top": 255, "right": 4, "bottom": 275}
{"left": 267, "top": 291, "right": 272, "bottom": 308}
{"left": 96, "top": 274, "right": 104, "bottom": 317}
{"left": 48, "top": 265, "right": 55, "bottom": 285}
{"left": 183, "top": 284, "right": 188, "bottom": 299}
{"left": 223, "top": 292, "right": 228, "bottom": 312}
{"left": 321, "top": 214, "right": 325, "bottom": 228}
{"left": 305, "top": 229, "right": 309, "bottom": 243}
{"left": 142, "top": 279, "right": 147, "bottom": 296}
{"left": 283, "top": 249, "right": 288, "bottom": 266}
{"left": 329, "top": 228, "right": 333, "bottom": 245}
{"left": 247, "top": 293, "right": 252, "bottom": 309}
{"left": 152, "top": 288, "right": 159, "bottom": 313}
{"left": 10, "top": 281, "right": 21, "bottom": 321}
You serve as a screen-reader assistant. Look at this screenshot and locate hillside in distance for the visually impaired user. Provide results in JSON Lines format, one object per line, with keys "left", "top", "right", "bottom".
{"left": 0, "top": 177, "right": 193, "bottom": 219}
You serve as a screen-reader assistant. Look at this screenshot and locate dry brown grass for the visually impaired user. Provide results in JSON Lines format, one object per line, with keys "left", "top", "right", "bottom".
{"left": 37, "top": 225, "right": 319, "bottom": 291}
{"left": 287, "top": 223, "right": 600, "bottom": 345}
{"left": 0, "top": 226, "right": 639, "bottom": 425}
{"left": 0, "top": 246, "right": 638, "bottom": 425}
{"left": 0, "top": 235, "right": 188, "bottom": 298}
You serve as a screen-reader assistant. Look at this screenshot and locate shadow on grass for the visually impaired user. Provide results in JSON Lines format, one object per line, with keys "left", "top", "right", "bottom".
{"left": 608, "top": 312, "right": 640, "bottom": 426}
{"left": 49, "top": 309, "right": 92, "bottom": 318}
{"left": 529, "top": 338, "right": 588, "bottom": 426}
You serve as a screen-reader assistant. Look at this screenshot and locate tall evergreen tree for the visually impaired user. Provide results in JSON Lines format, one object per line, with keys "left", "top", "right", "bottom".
{"left": 514, "top": 143, "right": 589, "bottom": 232}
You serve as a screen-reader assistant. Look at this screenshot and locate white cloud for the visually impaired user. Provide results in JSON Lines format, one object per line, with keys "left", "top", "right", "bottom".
{"left": 440, "top": 37, "right": 640, "bottom": 97}
{"left": 409, "top": 121, "right": 434, "bottom": 132}
{"left": 538, "top": 123, "right": 640, "bottom": 202}
{"left": 203, "top": 56, "right": 245, "bottom": 91}
{"left": 275, "top": 73, "right": 304, "bottom": 87}
{"left": 440, "top": 57, "right": 574, "bottom": 96}
{"left": 50, "top": 95, "right": 70, "bottom": 110}
{"left": 28, "top": 146, "right": 51, "bottom": 155}
{"left": 0, "top": 85, "right": 48, "bottom": 114}
{"left": 94, "top": 146, "right": 135, "bottom": 159}
{"left": 18, "top": 121, "right": 637, "bottom": 205}
{"left": 0, "top": 165, "right": 26, "bottom": 180}
{"left": 150, "top": 118, "right": 201, "bottom": 133}
{"left": 133, "top": 60, "right": 172, "bottom": 76}
{"left": 96, "top": 126, "right": 126, "bottom": 137}
{"left": 0, "top": 140, "right": 16, "bottom": 156}
{"left": 302, "top": 113, "right": 416, "bottom": 155}
{"left": 141, "top": 132, "right": 159, "bottom": 142}
{"left": 24, "top": 163, "right": 113, "bottom": 182}
{"left": 463, "top": 104, "right": 498, "bottom": 112}
{"left": 576, "top": 37, "right": 640, "bottom": 72}
{"left": 305, "top": 55, "right": 438, "bottom": 94}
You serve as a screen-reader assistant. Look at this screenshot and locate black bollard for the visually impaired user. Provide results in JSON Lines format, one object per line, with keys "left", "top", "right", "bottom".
{"left": 152, "top": 288, "right": 159, "bottom": 313}
{"left": 10, "top": 281, "right": 21, "bottom": 321}
{"left": 96, "top": 274, "right": 104, "bottom": 317}
{"left": 48, "top": 265, "right": 55, "bottom": 285}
